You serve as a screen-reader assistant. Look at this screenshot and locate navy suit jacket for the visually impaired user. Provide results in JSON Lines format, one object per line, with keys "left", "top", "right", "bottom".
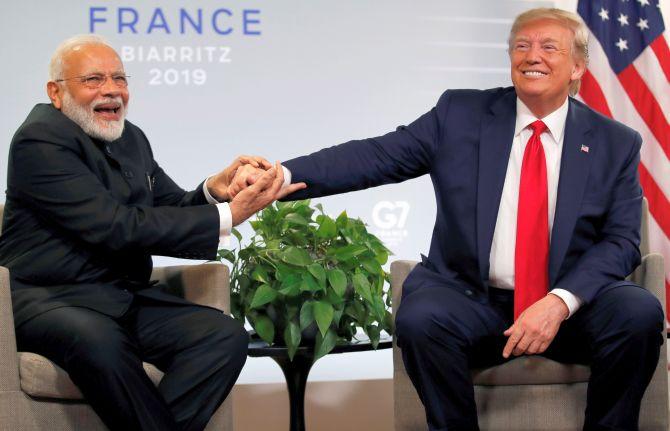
{"left": 283, "top": 87, "right": 643, "bottom": 306}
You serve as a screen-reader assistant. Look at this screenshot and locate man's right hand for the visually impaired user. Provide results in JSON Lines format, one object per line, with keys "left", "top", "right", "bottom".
{"left": 229, "top": 162, "right": 306, "bottom": 226}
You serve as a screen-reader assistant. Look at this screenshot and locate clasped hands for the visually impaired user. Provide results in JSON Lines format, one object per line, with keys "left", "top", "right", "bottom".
{"left": 502, "top": 293, "right": 569, "bottom": 358}
{"left": 206, "top": 155, "right": 306, "bottom": 226}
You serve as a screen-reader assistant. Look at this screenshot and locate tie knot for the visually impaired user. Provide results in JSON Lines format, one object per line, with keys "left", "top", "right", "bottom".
{"left": 529, "top": 120, "right": 547, "bottom": 136}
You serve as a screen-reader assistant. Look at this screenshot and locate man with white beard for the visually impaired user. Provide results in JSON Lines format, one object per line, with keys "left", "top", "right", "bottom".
{"left": 0, "top": 34, "right": 304, "bottom": 431}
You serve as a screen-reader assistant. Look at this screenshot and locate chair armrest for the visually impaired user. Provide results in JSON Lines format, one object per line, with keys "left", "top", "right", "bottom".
{"left": 151, "top": 263, "right": 231, "bottom": 314}
{"left": 390, "top": 260, "right": 419, "bottom": 317}
{"left": 632, "top": 254, "right": 666, "bottom": 316}
{"left": 0, "top": 266, "right": 21, "bottom": 391}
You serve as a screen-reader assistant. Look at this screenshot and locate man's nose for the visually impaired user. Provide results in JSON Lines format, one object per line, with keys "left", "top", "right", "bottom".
{"left": 525, "top": 44, "right": 542, "bottom": 63}
{"left": 100, "top": 76, "right": 123, "bottom": 97}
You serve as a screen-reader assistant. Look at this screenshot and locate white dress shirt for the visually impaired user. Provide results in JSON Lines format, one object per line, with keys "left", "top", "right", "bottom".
{"left": 488, "top": 97, "right": 582, "bottom": 318}
{"left": 202, "top": 182, "right": 233, "bottom": 250}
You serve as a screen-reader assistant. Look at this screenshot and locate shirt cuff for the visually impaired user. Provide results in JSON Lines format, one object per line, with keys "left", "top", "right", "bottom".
{"left": 549, "top": 289, "right": 583, "bottom": 319}
{"left": 215, "top": 202, "right": 232, "bottom": 249}
{"left": 203, "top": 175, "right": 222, "bottom": 204}
{"left": 282, "top": 166, "right": 292, "bottom": 189}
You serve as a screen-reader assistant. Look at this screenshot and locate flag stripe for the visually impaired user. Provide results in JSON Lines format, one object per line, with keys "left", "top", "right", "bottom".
{"left": 579, "top": 70, "right": 613, "bottom": 118}
{"left": 633, "top": 41, "right": 670, "bottom": 125}
{"left": 617, "top": 65, "right": 670, "bottom": 161}
{"left": 585, "top": 37, "right": 670, "bottom": 200}
{"left": 650, "top": 36, "right": 670, "bottom": 83}
{"left": 639, "top": 163, "right": 670, "bottom": 240}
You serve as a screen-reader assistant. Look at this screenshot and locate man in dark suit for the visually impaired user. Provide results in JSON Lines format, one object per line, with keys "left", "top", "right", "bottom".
{"left": 0, "top": 35, "right": 304, "bottom": 430}
{"left": 262, "top": 8, "right": 664, "bottom": 431}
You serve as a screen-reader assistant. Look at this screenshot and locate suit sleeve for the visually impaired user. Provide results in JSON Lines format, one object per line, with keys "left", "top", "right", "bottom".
{"left": 8, "top": 138, "right": 220, "bottom": 258}
{"left": 552, "top": 132, "right": 643, "bottom": 304}
{"left": 282, "top": 91, "right": 451, "bottom": 199}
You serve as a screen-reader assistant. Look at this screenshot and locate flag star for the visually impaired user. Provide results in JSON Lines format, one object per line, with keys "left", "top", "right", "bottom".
{"left": 637, "top": 18, "right": 650, "bottom": 30}
{"left": 598, "top": 7, "right": 610, "bottom": 20}
{"left": 616, "top": 38, "right": 629, "bottom": 51}
{"left": 618, "top": 13, "right": 629, "bottom": 26}
{"left": 637, "top": 0, "right": 650, "bottom": 6}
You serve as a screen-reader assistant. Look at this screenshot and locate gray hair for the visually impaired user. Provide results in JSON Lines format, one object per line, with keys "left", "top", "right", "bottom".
{"left": 508, "top": 8, "right": 589, "bottom": 96}
{"left": 49, "top": 34, "right": 115, "bottom": 81}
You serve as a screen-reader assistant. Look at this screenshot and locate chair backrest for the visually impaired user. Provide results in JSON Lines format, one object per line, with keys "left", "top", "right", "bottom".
{"left": 640, "top": 197, "right": 649, "bottom": 256}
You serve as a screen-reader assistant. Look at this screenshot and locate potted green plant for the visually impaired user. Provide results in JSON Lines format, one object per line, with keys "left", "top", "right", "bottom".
{"left": 219, "top": 200, "right": 393, "bottom": 361}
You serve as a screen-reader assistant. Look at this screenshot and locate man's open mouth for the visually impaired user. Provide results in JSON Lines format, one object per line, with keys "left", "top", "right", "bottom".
{"left": 522, "top": 70, "right": 548, "bottom": 77}
{"left": 93, "top": 104, "right": 121, "bottom": 115}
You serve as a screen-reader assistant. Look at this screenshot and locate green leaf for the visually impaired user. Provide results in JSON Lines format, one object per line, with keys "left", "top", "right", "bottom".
{"left": 326, "top": 287, "right": 345, "bottom": 306}
{"left": 249, "top": 284, "right": 277, "bottom": 309}
{"left": 360, "top": 258, "right": 382, "bottom": 275}
{"left": 345, "top": 302, "right": 364, "bottom": 322}
{"left": 281, "top": 246, "right": 312, "bottom": 266}
{"left": 374, "top": 249, "right": 389, "bottom": 265}
{"left": 352, "top": 273, "right": 373, "bottom": 303}
{"left": 284, "top": 321, "right": 302, "bottom": 361}
{"left": 383, "top": 311, "right": 394, "bottom": 335}
{"left": 251, "top": 265, "right": 271, "bottom": 284}
{"left": 332, "top": 244, "right": 367, "bottom": 261}
{"left": 314, "top": 328, "right": 338, "bottom": 362}
{"left": 366, "top": 324, "right": 381, "bottom": 349}
{"left": 278, "top": 275, "right": 301, "bottom": 297}
{"left": 299, "top": 301, "right": 315, "bottom": 330}
{"left": 327, "top": 269, "right": 347, "bottom": 297}
{"left": 315, "top": 203, "right": 324, "bottom": 213}
{"left": 336, "top": 210, "right": 348, "bottom": 229}
{"left": 316, "top": 216, "right": 337, "bottom": 239}
{"left": 254, "top": 314, "right": 275, "bottom": 345}
{"left": 300, "top": 273, "right": 322, "bottom": 292}
{"left": 371, "top": 294, "right": 386, "bottom": 322}
{"left": 231, "top": 227, "right": 243, "bottom": 243}
{"left": 285, "top": 213, "right": 310, "bottom": 226}
{"left": 307, "top": 263, "right": 327, "bottom": 287}
{"left": 218, "top": 249, "right": 235, "bottom": 264}
{"left": 313, "top": 301, "right": 334, "bottom": 337}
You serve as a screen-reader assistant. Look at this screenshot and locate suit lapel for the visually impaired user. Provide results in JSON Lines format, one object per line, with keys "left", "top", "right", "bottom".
{"left": 548, "top": 99, "right": 594, "bottom": 286}
{"left": 476, "top": 90, "right": 517, "bottom": 283}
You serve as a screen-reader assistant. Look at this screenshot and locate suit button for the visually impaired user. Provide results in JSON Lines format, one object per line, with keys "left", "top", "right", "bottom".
{"left": 123, "top": 170, "right": 134, "bottom": 179}
{"left": 465, "top": 290, "right": 473, "bottom": 296}
{"left": 105, "top": 145, "right": 112, "bottom": 154}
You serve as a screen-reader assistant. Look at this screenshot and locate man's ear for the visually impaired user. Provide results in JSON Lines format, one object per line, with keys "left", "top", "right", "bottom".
{"left": 571, "top": 58, "right": 586, "bottom": 82}
{"left": 46, "top": 81, "right": 63, "bottom": 110}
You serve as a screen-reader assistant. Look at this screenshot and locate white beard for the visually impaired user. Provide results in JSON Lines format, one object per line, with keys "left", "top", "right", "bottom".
{"left": 61, "top": 92, "right": 126, "bottom": 142}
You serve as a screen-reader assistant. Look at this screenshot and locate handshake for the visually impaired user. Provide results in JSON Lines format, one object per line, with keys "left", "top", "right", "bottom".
{"left": 206, "top": 155, "right": 307, "bottom": 226}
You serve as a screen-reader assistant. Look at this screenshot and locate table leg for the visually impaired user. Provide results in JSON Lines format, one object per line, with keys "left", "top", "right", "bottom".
{"left": 271, "top": 354, "right": 314, "bottom": 431}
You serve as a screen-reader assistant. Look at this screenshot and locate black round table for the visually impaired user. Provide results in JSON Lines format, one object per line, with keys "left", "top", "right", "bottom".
{"left": 247, "top": 334, "right": 393, "bottom": 431}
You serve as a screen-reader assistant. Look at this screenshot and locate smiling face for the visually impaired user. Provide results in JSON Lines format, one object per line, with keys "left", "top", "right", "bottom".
{"left": 47, "top": 43, "right": 129, "bottom": 141}
{"left": 510, "top": 18, "right": 585, "bottom": 118}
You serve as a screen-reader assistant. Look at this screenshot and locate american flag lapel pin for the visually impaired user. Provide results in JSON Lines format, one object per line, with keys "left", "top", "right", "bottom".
{"left": 580, "top": 144, "right": 589, "bottom": 154}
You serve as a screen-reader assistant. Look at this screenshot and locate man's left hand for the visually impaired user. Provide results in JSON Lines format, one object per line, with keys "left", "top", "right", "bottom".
{"left": 502, "top": 294, "right": 569, "bottom": 358}
{"left": 207, "top": 155, "right": 273, "bottom": 201}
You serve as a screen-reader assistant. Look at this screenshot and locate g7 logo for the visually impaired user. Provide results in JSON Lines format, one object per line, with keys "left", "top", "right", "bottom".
{"left": 372, "top": 201, "right": 410, "bottom": 230}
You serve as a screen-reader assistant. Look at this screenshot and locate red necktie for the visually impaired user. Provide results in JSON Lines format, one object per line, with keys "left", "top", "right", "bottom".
{"left": 514, "top": 120, "right": 549, "bottom": 320}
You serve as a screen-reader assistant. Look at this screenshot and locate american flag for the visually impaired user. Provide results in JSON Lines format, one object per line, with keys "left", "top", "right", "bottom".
{"left": 576, "top": 1, "right": 670, "bottom": 321}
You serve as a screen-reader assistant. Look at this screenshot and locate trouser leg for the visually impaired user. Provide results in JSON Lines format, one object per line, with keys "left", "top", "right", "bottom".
{"left": 395, "top": 285, "right": 511, "bottom": 431}
{"left": 16, "top": 306, "right": 179, "bottom": 431}
{"left": 545, "top": 285, "right": 664, "bottom": 431}
{"left": 128, "top": 296, "right": 248, "bottom": 431}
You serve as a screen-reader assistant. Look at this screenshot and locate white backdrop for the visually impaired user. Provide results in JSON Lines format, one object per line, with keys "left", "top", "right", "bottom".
{"left": 1, "top": 0, "right": 668, "bottom": 384}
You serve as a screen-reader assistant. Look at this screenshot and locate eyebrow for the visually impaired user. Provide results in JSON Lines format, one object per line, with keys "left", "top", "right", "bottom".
{"left": 513, "top": 36, "right": 561, "bottom": 45}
